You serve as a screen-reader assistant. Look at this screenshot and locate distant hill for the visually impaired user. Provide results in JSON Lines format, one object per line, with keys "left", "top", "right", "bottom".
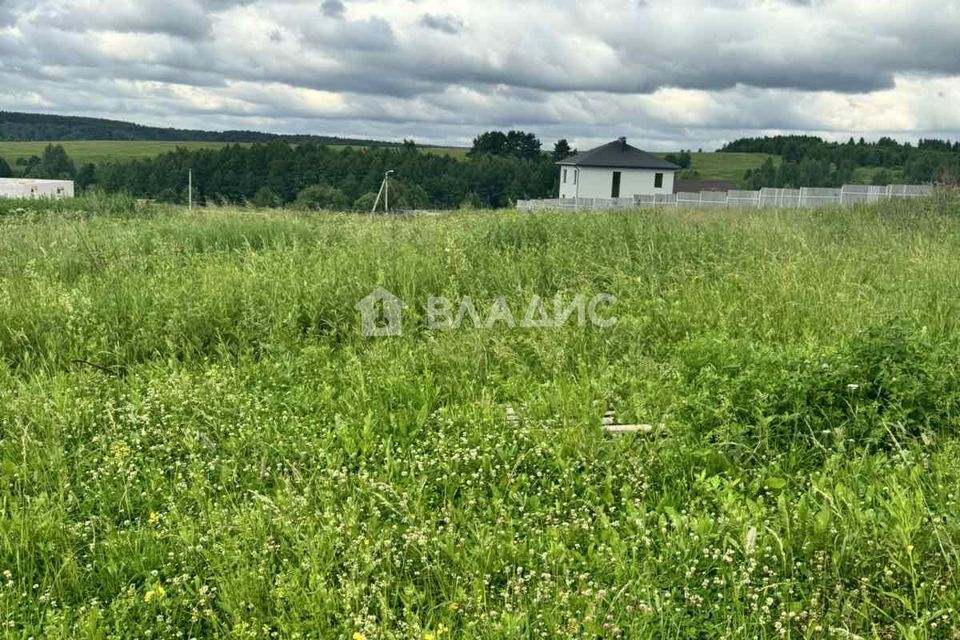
{"left": 0, "top": 111, "right": 397, "bottom": 147}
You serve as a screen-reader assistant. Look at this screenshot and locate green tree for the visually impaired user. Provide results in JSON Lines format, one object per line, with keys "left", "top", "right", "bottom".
{"left": 871, "top": 169, "right": 893, "bottom": 186}
{"left": 294, "top": 185, "right": 350, "bottom": 211}
{"left": 469, "top": 131, "right": 509, "bottom": 158}
{"left": 0, "top": 156, "right": 12, "bottom": 178}
{"left": 353, "top": 192, "right": 378, "bottom": 212}
{"left": 17, "top": 155, "right": 41, "bottom": 174}
{"left": 29, "top": 144, "right": 76, "bottom": 179}
{"left": 252, "top": 186, "right": 281, "bottom": 208}
{"left": 665, "top": 151, "right": 692, "bottom": 169}
{"left": 382, "top": 180, "right": 429, "bottom": 210}
{"left": 552, "top": 139, "right": 574, "bottom": 161}
{"left": 156, "top": 188, "right": 180, "bottom": 204}
{"left": 744, "top": 157, "right": 778, "bottom": 189}
{"left": 504, "top": 131, "right": 542, "bottom": 161}
{"left": 470, "top": 131, "right": 542, "bottom": 161}
{"left": 459, "top": 191, "right": 483, "bottom": 210}
{"left": 76, "top": 163, "right": 97, "bottom": 190}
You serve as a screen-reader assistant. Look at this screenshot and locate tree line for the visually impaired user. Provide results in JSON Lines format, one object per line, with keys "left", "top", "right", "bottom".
{"left": 726, "top": 135, "right": 960, "bottom": 188}
{"left": 0, "top": 132, "right": 578, "bottom": 209}
{"left": 8, "top": 132, "right": 952, "bottom": 206}
{"left": 0, "top": 111, "right": 397, "bottom": 146}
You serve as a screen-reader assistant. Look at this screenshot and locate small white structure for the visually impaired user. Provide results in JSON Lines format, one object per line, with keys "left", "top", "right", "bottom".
{"left": 557, "top": 138, "right": 679, "bottom": 200}
{"left": 0, "top": 178, "right": 75, "bottom": 200}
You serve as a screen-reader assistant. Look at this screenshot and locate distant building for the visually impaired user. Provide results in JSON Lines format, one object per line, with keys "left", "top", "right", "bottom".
{"left": 557, "top": 138, "right": 679, "bottom": 200}
{"left": 0, "top": 179, "right": 75, "bottom": 200}
{"left": 673, "top": 179, "right": 736, "bottom": 194}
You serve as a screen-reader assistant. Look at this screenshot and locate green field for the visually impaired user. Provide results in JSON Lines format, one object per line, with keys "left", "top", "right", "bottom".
{"left": 0, "top": 140, "right": 469, "bottom": 167}
{"left": 655, "top": 152, "right": 780, "bottom": 183}
{"left": 2, "top": 194, "right": 960, "bottom": 638}
{"left": 0, "top": 140, "right": 244, "bottom": 166}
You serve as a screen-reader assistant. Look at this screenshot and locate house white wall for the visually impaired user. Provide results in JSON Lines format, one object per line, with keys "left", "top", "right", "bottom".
{"left": 559, "top": 167, "right": 675, "bottom": 199}
{"left": 0, "top": 179, "right": 75, "bottom": 200}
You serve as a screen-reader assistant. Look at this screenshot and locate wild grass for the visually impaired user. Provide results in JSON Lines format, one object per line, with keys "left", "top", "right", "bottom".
{"left": 1, "top": 194, "right": 960, "bottom": 638}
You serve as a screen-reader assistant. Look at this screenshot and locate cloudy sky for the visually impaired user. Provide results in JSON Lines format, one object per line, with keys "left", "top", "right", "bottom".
{"left": 1, "top": 0, "right": 959, "bottom": 150}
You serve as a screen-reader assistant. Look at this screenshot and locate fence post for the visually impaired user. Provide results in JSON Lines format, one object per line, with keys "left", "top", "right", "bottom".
{"left": 840, "top": 185, "right": 845, "bottom": 206}
{"left": 799, "top": 187, "right": 806, "bottom": 208}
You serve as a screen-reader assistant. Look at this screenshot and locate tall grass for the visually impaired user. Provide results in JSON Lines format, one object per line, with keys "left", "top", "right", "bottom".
{"left": 1, "top": 195, "right": 959, "bottom": 638}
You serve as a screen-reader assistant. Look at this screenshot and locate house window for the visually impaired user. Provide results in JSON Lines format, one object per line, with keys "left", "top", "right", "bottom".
{"left": 573, "top": 170, "right": 577, "bottom": 185}
{"left": 655, "top": 173, "right": 664, "bottom": 189}
{"left": 611, "top": 172, "right": 621, "bottom": 198}
{"left": 563, "top": 169, "right": 568, "bottom": 184}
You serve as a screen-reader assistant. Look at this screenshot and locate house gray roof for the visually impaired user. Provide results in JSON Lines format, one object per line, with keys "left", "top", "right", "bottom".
{"left": 557, "top": 138, "right": 681, "bottom": 170}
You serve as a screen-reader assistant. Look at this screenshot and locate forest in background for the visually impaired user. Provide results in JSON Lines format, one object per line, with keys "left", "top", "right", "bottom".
{"left": 728, "top": 135, "right": 960, "bottom": 188}
{"left": 0, "top": 133, "right": 570, "bottom": 209}
{"left": 0, "top": 111, "right": 394, "bottom": 146}
{"left": 2, "top": 122, "right": 959, "bottom": 209}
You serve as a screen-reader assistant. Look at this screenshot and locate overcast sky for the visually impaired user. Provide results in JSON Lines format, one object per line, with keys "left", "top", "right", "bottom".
{"left": 1, "top": 0, "right": 959, "bottom": 150}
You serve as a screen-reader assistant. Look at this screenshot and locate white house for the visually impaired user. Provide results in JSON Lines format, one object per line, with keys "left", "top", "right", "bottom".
{"left": 557, "top": 138, "right": 679, "bottom": 200}
{"left": 0, "top": 178, "right": 75, "bottom": 200}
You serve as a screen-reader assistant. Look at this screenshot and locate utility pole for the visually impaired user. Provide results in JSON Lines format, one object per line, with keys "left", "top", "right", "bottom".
{"left": 371, "top": 170, "right": 395, "bottom": 214}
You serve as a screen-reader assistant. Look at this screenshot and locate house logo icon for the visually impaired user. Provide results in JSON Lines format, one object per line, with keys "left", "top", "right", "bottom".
{"left": 356, "top": 288, "right": 405, "bottom": 337}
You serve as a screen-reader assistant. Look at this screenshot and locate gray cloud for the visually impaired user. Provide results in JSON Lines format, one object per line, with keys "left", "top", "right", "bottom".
{"left": 0, "top": 0, "right": 958, "bottom": 149}
{"left": 321, "top": 0, "right": 345, "bottom": 19}
{"left": 41, "top": 0, "right": 213, "bottom": 39}
{"left": 419, "top": 13, "right": 463, "bottom": 34}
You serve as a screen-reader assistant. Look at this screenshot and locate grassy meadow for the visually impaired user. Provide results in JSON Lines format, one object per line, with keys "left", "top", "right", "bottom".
{"left": 656, "top": 152, "right": 780, "bottom": 183}
{"left": 0, "top": 141, "right": 245, "bottom": 166}
{"left": 0, "top": 141, "right": 469, "bottom": 167}
{"left": 1, "top": 194, "right": 960, "bottom": 638}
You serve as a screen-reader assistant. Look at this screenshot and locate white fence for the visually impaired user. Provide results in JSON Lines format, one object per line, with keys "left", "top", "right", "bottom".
{"left": 517, "top": 184, "right": 935, "bottom": 213}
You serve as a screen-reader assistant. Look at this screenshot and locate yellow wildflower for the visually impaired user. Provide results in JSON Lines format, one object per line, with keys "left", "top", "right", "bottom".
{"left": 352, "top": 633, "right": 366, "bottom": 640}
{"left": 148, "top": 512, "right": 161, "bottom": 525}
{"left": 144, "top": 584, "right": 166, "bottom": 603}
{"left": 447, "top": 602, "right": 460, "bottom": 612}
{"left": 424, "top": 634, "right": 434, "bottom": 640}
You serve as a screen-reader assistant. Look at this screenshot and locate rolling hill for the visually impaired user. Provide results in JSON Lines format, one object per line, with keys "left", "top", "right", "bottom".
{"left": 0, "top": 111, "right": 393, "bottom": 146}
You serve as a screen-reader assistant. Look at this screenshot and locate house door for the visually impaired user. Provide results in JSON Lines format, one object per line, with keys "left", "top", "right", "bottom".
{"left": 611, "top": 172, "right": 621, "bottom": 198}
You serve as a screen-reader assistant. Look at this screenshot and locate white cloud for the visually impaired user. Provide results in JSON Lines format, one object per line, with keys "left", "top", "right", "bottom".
{"left": 0, "top": 0, "right": 958, "bottom": 148}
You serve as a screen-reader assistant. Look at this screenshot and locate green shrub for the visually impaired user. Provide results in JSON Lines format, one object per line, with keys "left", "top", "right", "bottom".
{"left": 294, "top": 184, "right": 350, "bottom": 211}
